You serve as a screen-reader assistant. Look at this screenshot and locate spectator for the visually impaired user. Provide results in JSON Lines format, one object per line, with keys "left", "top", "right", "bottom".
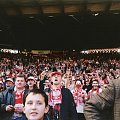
{"left": 71, "top": 80, "right": 87, "bottom": 120}
{"left": 5, "top": 78, "right": 14, "bottom": 90}
{"left": 26, "top": 76, "right": 37, "bottom": 90}
{"left": 84, "top": 78, "right": 120, "bottom": 120}
{"left": 0, "top": 80, "right": 3, "bottom": 92}
{"left": 0, "top": 74, "right": 29, "bottom": 120}
{"left": 45, "top": 71, "right": 78, "bottom": 120}
{"left": 82, "top": 79, "right": 92, "bottom": 94}
{"left": 87, "top": 79, "right": 102, "bottom": 100}
{"left": 23, "top": 89, "right": 51, "bottom": 120}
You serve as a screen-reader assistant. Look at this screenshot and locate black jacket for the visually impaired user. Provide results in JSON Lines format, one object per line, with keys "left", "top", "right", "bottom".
{"left": 24, "top": 113, "right": 51, "bottom": 120}
{"left": 60, "top": 87, "right": 78, "bottom": 120}
{"left": 46, "top": 87, "right": 78, "bottom": 120}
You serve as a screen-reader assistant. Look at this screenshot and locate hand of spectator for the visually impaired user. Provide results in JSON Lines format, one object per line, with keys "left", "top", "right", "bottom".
{"left": 14, "top": 104, "right": 24, "bottom": 113}
{"left": 6, "top": 105, "right": 14, "bottom": 111}
{"left": 40, "top": 71, "right": 46, "bottom": 80}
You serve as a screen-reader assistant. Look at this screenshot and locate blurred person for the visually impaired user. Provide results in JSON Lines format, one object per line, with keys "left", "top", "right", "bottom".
{"left": 87, "top": 79, "right": 102, "bottom": 100}
{"left": 62, "top": 72, "right": 73, "bottom": 89}
{"left": 0, "top": 80, "right": 4, "bottom": 92}
{"left": 82, "top": 79, "right": 92, "bottom": 94}
{"left": 45, "top": 71, "right": 78, "bottom": 120}
{"left": 101, "top": 73, "right": 109, "bottom": 84}
{"left": 68, "top": 76, "right": 76, "bottom": 91}
{"left": 23, "top": 89, "right": 51, "bottom": 120}
{"left": 36, "top": 79, "right": 40, "bottom": 89}
{"left": 99, "top": 80, "right": 107, "bottom": 90}
{"left": 0, "top": 76, "right": 5, "bottom": 89}
{"left": 0, "top": 74, "right": 29, "bottom": 120}
{"left": 26, "top": 76, "right": 37, "bottom": 91}
{"left": 5, "top": 78, "right": 14, "bottom": 90}
{"left": 84, "top": 77, "right": 120, "bottom": 120}
{"left": 71, "top": 80, "right": 88, "bottom": 120}
{"left": 43, "top": 80, "right": 51, "bottom": 96}
{"left": 39, "top": 71, "right": 50, "bottom": 91}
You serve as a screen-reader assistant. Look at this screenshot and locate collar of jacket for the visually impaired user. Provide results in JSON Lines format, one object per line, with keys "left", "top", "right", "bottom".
{"left": 7, "top": 86, "right": 14, "bottom": 93}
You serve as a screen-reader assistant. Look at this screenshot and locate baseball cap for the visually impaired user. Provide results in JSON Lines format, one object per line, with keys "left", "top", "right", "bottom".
{"left": 27, "top": 76, "right": 35, "bottom": 81}
{"left": 51, "top": 72, "right": 62, "bottom": 77}
{"left": 6, "top": 78, "right": 14, "bottom": 83}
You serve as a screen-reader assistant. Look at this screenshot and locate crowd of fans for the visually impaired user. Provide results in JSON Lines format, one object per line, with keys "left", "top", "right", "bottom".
{"left": 0, "top": 51, "right": 120, "bottom": 120}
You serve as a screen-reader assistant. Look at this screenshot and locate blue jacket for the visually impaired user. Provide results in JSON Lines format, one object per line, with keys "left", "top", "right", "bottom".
{"left": 0, "top": 86, "right": 29, "bottom": 120}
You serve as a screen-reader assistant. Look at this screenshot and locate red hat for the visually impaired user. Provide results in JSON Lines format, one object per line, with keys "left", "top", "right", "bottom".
{"left": 51, "top": 72, "right": 62, "bottom": 77}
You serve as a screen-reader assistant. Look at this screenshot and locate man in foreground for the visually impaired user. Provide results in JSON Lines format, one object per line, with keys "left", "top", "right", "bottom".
{"left": 84, "top": 78, "right": 120, "bottom": 120}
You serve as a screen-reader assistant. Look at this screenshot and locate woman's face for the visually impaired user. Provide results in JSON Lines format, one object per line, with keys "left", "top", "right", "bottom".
{"left": 23, "top": 93, "right": 49, "bottom": 120}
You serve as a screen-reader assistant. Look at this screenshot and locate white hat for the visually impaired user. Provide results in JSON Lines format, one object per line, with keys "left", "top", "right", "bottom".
{"left": 6, "top": 78, "right": 14, "bottom": 83}
{"left": 0, "top": 81, "right": 3, "bottom": 85}
{"left": 27, "top": 76, "right": 35, "bottom": 81}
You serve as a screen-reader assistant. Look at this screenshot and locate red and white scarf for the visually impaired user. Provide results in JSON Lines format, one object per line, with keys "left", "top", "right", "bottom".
{"left": 73, "top": 88, "right": 85, "bottom": 107}
{"left": 49, "top": 87, "right": 62, "bottom": 111}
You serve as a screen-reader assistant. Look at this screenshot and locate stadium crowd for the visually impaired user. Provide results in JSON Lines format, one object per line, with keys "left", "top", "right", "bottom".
{"left": 0, "top": 51, "right": 120, "bottom": 120}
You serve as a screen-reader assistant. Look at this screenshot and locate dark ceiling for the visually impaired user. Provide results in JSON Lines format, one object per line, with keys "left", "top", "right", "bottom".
{"left": 0, "top": 0, "right": 120, "bottom": 50}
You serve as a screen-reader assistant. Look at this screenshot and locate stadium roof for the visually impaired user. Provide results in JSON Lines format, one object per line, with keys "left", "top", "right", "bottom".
{"left": 0, "top": 0, "right": 120, "bottom": 50}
